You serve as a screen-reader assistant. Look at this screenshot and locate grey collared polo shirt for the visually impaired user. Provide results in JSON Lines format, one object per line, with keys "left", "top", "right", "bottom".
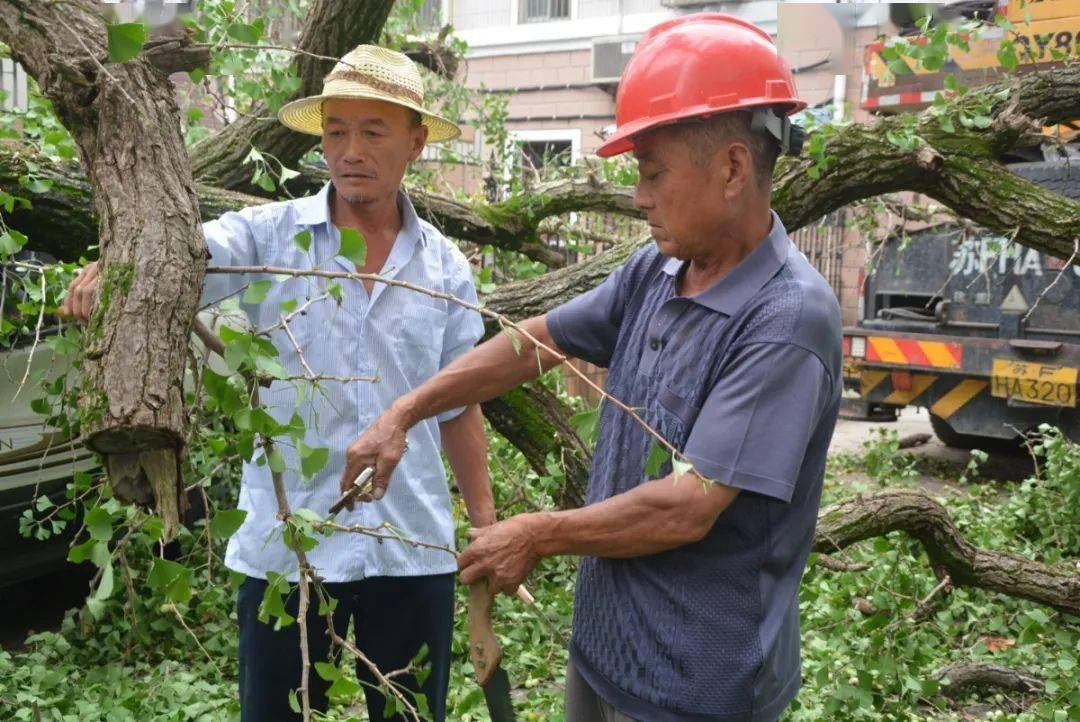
{"left": 547, "top": 211, "right": 842, "bottom": 721}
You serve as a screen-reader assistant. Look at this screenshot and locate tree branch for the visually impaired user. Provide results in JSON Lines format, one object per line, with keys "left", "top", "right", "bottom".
{"left": 813, "top": 489, "right": 1080, "bottom": 615}
{"left": 935, "top": 662, "right": 1044, "bottom": 699}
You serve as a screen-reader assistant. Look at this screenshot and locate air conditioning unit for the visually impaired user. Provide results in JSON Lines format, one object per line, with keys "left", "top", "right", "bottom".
{"left": 591, "top": 36, "right": 638, "bottom": 83}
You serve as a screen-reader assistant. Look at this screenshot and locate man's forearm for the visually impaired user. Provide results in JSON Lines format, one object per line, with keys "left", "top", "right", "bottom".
{"left": 440, "top": 404, "right": 495, "bottom": 527}
{"left": 394, "top": 314, "right": 563, "bottom": 428}
{"left": 529, "top": 473, "right": 739, "bottom": 559}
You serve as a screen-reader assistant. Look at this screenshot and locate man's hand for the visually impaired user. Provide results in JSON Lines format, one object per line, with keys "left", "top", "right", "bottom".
{"left": 458, "top": 514, "right": 542, "bottom": 596}
{"left": 340, "top": 407, "right": 410, "bottom": 507}
{"left": 57, "top": 261, "right": 100, "bottom": 323}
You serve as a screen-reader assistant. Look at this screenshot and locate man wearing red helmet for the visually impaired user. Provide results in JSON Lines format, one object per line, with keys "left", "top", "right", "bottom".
{"left": 342, "top": 14, "right": 841, "bottom": 721}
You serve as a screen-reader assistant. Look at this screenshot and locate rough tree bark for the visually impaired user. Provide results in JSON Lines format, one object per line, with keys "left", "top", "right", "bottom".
{"left": 0, "top": 0, "right": 207, "bottom": 539}
{"left": 186, "top": 0, "right": 395, "bottom": 192}
{"left": 813, "top": 489, "right": 1080, "bottom": 615}
{"left": 934, "top": 662, "right": 1044, "bottom": 699}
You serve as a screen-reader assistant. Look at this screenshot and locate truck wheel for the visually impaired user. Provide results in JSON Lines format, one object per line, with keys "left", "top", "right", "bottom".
{"left": 930, "top": 414, "right": 993, "bottom": 450}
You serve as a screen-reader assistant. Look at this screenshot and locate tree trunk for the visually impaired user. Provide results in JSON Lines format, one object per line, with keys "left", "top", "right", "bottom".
{"left": 813, "top": 489, "right": 1080, "bottom": 615}
{"left": 0, "top": 0, "right": 207, "bottom": 539}
{"left": 187, "top": 0, "right": 395, "bottom": 193}
{"left": 481, "top": 384, "right": 590, "bottom": 508}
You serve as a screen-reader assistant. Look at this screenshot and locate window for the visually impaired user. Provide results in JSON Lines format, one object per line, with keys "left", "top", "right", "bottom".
{"left": 520, "top": 139, "right": 572, "bottom": 173}
{"left": 520, "top": 0, "right": 571, "bottom": 23}
{"left": 416, "top": 0, "right": 441, "bottom": 30}
{"left": 1, "top": 58, "right": 28, "bottom": 113}
{"left": 505, "top": 130, "right": 580, "bottom": 184}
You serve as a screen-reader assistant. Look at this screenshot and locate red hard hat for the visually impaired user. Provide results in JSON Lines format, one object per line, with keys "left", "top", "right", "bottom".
{"left": 597, "top": 13, "right": 807, "bottom": 158}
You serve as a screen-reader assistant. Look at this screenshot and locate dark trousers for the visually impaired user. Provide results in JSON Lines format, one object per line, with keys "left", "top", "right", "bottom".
{"left": 237, "top": 573, "right": 455, "bottom": 722}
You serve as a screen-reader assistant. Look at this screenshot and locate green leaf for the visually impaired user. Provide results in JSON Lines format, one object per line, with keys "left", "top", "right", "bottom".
{"left": 84, "top": 507, "right": 113, "bottom": 542}
{"left": 569, "top": 406, "right": 600, "bottom": 445}
{"left": 243, "top": 279, "right": 272, "bottom": 304}
{"left": 293, "top": 230, "right": 312, "bottom": 253}
{"left": 268, "top": 448, "right": 286, "bottom": 474}
{"left": 92, "top": 561, "right": 115, "bottom": 601}
{"left": 148, "top": 557, "right": 193, "bottom": 604}
{"left": 0, "top": 229, "right": 28, "bottom": 255}
{"left": 314, "top": 661, "right": 340, "bottom": 682}
{"left": 227, "top": 21, "right": 263, "bottom": 44}
{"left": 997, "top": 42, "right": 1019, "bottom": 71}
{"left": 20, "top": 178, "right": 51, "bottom": 194}
{"left": 673, "top": 458, "right": 694, "bottom": 480}
{"left": 644, "top": 441, "right": 668, "bottom": 478}
{"left": 337, "top": 227, "right": 367, "bottom": 266}
{"left": 107, "top": 22, "right": 147, "bottom": 63}
{"left": 209, "top": 508, "right": 247, "bottom": 540}
{"left": 300, "top": 445, "right": 329, "bottom": 478}
{"left": 327, "top": 282, "right": 343, "bottom": 303}
{"left": 326, "top": 674, "right": 362, "bottom": 700}
{"left": 67, "top": 538, "right": 97, "bottom": 564}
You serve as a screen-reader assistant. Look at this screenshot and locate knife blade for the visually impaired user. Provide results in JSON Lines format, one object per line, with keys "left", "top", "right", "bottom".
{"left": 467, "top": 581, "right": 517, "bottom": 722}
{"left": 329, "top": 466, "right": 376, "bottom": 515}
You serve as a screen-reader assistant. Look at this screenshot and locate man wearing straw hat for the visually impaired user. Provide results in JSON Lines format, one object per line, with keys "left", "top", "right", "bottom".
{"left": 61, "top": 46, "right": 491, "bottom": 722}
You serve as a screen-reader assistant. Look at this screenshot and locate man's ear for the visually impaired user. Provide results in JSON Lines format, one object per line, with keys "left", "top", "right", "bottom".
{"left": 719, "top": 141, "right": 754, "bottom": 200}
{"left": 410, "top": 124, "right": 430, "bottom": 162}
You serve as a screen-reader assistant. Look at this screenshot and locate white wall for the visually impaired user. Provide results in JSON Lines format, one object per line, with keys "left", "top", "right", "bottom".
{"left": 454, "top": 0, "right": 779, "bottom": 58}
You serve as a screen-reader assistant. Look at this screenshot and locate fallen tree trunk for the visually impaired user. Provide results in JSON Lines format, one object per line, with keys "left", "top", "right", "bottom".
{"left": 481, "top": 384, "right": 590, "bottom": 509}
{"left": 0, "top": 0, "right": 208, "bottom": 540}
{"left": 813, "top": 489, "right": 1080, "bottom": 615}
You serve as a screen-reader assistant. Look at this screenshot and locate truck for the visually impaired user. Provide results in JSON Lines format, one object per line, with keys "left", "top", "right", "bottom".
{"left": 843, "top": 160, "right": 1079, "bottom": 447}
{"left": 844, "top": 0, "right": 1080, "bottom": 448}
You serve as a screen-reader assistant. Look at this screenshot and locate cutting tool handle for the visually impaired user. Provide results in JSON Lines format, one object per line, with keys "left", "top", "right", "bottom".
{"left": 467, "top": 581, "right": 503, "bottom": 687}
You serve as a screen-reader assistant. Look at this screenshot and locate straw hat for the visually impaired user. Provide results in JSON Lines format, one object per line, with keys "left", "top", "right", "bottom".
{"left": 278, "top": 45, "right": 461, "bottom": 142}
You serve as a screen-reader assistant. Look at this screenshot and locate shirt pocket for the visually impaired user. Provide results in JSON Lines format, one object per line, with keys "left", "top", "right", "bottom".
{"left": 393, "top": 302, "right": 446, "bottom": 382}
{"left": 657, "top": 384, "right": 701, "bottom": 429}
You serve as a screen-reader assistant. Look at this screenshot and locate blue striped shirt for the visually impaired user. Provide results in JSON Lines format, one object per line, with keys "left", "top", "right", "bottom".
{"left": 201, "top": 182, "right": 484, "bottom": 582}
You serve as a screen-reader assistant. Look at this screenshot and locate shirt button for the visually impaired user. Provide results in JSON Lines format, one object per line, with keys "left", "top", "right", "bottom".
{"left": 649, "top": 338, "right": 660, "bottom": 351}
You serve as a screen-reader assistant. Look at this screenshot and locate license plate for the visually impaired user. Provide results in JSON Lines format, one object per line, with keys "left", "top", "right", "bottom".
{"left": 991, "top": 359, "right": 1078, "bottom": 407}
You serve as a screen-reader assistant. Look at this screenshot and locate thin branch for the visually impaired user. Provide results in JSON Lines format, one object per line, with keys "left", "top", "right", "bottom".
{"left": 207, "top": 265, "right": 690, "bottom": 471}
{"left": 281, "top": 316, "right": 315, "bottom": 379}
{"left": 53, "top": 15, "right": 137, "bottom": 106}
{"left": 1023, "top": 237, "right": 1078, "bottom": 322}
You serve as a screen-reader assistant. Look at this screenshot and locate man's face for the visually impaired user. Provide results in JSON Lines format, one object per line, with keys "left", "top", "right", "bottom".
{"left": 321, "top": 98, "right": 428, "bottom": 205}
{"left": 631, "top": 126, "right": 749, "bottom": 260}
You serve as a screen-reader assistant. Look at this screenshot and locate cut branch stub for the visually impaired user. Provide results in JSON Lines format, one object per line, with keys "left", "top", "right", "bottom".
{"left": 0, "top": 0, "right": 207, "bottom": 540}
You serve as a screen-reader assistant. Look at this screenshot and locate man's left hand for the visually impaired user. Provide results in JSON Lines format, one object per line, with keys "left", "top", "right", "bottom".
{"left": 458, "top": 514, "right": 542, "bottom": 595}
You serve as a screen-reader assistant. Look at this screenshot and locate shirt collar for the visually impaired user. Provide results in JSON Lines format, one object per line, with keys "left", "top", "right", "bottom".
{"left": 294, "top": 181, "right": 428, "bottom": 247}
{"left": 661, "top": 210, "right": 790, "bottom": 315}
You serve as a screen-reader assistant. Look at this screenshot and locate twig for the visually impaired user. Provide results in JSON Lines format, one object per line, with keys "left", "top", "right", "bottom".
{"left": 814, "top": 553, "right": 871, "bottom": 573}
{"left": 281, "top": 316, "right": 315, "bottom": 379}
{"left": 169, "top": 604, "right": 225, "bottom": 677}
{"left": 13, "top": 273, "right": 48, "bottom": 399}
{"left": 1023, "top": 237, "right": 1078, "bottom": 322}
{"left": 53, "top": 15, "right": 137, "bottom": 107}
{"left": 316, "top": 519, "right": 459, "bottom": 557}
{"left": 912, "top": 573, "right": 952, "bottom": 621}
